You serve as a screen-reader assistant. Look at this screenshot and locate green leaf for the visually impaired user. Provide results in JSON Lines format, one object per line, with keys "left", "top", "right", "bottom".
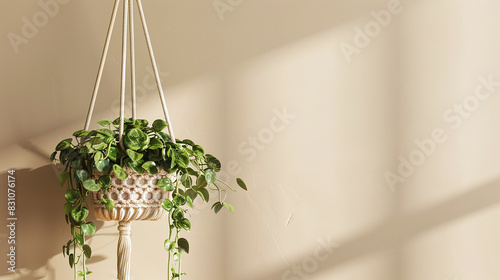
{"left": 185, "top": 189, "right": 198, "bottom": 201}
{"left": 82, "top": 244, "right": 92, "bottom": 259}
{"left": 157, "top": 177, "right": 174, "bottom": 191}
{"left": 192, "top": 145, "right": 204, "bottom": 157}
{"left": 205, "top": 154, "right": 221, "bottom": 172}
{"left": 56, "top": 138, "right": 72, "bottom": 151}
{"left": 198, "top": 187, "right": 209, "bottom": 202}
{"left": 97, "top": 175, "right": 111, "bottom": 190}
{"left": 58, "top": 171, "right": 70, "bottom": 186}
{"left": 101, "top": 198, "right": 114, "bottom": 210}
{"left": 126, "top": 149, "right": 144, "bottom": 162}
{"left": 175, "top": 150, "right": 190, "bottom": 168}
{"left": 152, "top": 119, "right": 168, "bottom": 131}
{"left": 83, "top": 179, "right": 100, "bottom": 192}
{"left": 95, "top": 159, "right": 111, "bottom": 173}
{"left": 205, "top": 170, "right": 216, "bottom": 184}
{"left": 113, "top": 164, "right": 128, "bottom": 180}
{"left": 186, "top": 196, "right": 194, "bottom": 208}
{"left": 164, "top": 239, "right": 175, "bottom": 252}
{"left": 94, "top": 151, "right": 103, "bottom": 162}
{"left": 97, "top": 120, "right": 112, "bottom": 126}
{"left": 158, "top": 131, "right": 171, "bottom": 142}
{"left": 173, "top": 208, "right": 184, "bottom": 220}
{"left": 75, "top": 169, "right": 89, "bottom": 183}
{"left": 180, "top": 218, "right": 191, "bottom": 232}
{"left": 173, "top": 195, "right": 186, "bottom": 206}
{"left": 148, "top": 138, "right": 163, "bottom": 150}
{"left": 135, "top": 119, "right": 149, "bottom": 127}
{"left": 124, "top": 128, "right": 150, "bottom": 150}
{"left": 73, "top": 130, "right": 90, "bottom": 137}
{"left": 92, "top": 141, "right": 107, "bottom": 150}
{"left": 142, "top": 161, "right": 158, "bottom": 174}
{"left": 173, "top": 252, "right": 181, "bottom": 261}
{"left": 81, "top": 222, "right": 96, "bottom": 236}
{"left": 236, "top": 178, "right": 248, "bottom": 191}
{"left": 50, "top": 151, "right": 57, "bottom": 162}
{"left": 77, "top": 271, "right": 85, "bottom": 277}
{"left": 178, "top": 238, "right": 189, "bottom": 254}
{"left": 196, "top": 175, "right": 208, "bottom": 188}
{"left": 108, "top": 146, "right": 118, "bottom": 161}
{"left": 162, "top": 199, "right": 173, "bottom": 211}
{"left": 223, "top": 202, "right": 234, "bottom": 213}
{"left": 64, "top": 203, "right": 73, "bottom": 215}
{"left": 181, "top": 174, "right": 192, "bottom": 188}
{"left": 126, "top": 160, "right": 145, "bottom": 174}
{"left": 96, "top": 128, "right": 114, "bottom": 137}
{"left": 212, "top": 202, "right": 223, "bottom": 214}
{"left": 71, "top": 207, "right": 89, "bottom": 222}
{"left": 70, "top": 159, "right": 81, "bottom": 168}
{"left": 187, "top": 167, "right": 198, "bottom": 176}
{"left": 64, "top": 189, "right": 80, "bottom": 204}
{"left": 180, "top": 139, "right": 195, "bottom": 146}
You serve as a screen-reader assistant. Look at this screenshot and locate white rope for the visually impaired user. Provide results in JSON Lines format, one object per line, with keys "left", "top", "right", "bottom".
{"left": 84, "top": 0, "right": 121, "bottom": 130}
{"left": 119, "top": 0, "right": 130, "bottom": 150}
{"left": 84, "top": 0, "right": 176, "bottom": 147}
{"left": 129, "top": 0, "right": 137, "bottom": 120}
{"left": 135, "top": 0, "right": 176, "bottom": 143}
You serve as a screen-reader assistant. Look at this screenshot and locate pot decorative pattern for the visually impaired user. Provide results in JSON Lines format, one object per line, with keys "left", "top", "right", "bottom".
{"left": 90, "top": 167, "right": 174, "bottom": 280}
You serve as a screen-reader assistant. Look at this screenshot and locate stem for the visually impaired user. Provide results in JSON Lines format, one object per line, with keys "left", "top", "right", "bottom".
{"left": 82, "top": 228, "right": 86, "bottom": 280}
{"left": 175, "top": 229, "right": 180, "bottom": 280}
{"left": 167, "top": 214, "right": 172, "bottom": 280}
{"left": 178, "top": 251, "right": 182, "bottom": 280}
{"left": 73, "top": 240, "right": 77, "bottom": 280}
{"left": 215, "top": 179, "right": 236, "bottom": 191}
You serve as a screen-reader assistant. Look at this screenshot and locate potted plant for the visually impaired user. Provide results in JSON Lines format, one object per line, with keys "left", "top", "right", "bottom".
{"left": 51, "top": 117, "right": 247, "bottom": 279}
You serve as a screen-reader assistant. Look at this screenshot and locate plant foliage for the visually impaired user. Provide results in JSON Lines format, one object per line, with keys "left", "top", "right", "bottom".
{"left": 51, "top": 118, "right": 247, "bottom": 279}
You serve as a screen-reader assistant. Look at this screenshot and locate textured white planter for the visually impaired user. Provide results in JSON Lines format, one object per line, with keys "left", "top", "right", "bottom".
{"left": 90, "top": 167, "right": 174, "bottom": 280}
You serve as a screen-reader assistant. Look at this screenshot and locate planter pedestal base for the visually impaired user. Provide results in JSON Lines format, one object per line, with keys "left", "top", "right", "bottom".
{"left": 117, "top": 221, "right": 132, "bottom": 280}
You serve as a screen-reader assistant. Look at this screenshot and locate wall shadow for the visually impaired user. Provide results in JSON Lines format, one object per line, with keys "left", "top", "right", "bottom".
{"left": 240, "top": 176, "right": 500, "bottom": 280}
{"left": 0, "top": 165, "right": 106, "bottom": 280}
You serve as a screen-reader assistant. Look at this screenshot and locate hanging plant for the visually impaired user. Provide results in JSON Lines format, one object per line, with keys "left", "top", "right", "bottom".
{"left": 51, "top": 117, "right": 247, "bottom": 279}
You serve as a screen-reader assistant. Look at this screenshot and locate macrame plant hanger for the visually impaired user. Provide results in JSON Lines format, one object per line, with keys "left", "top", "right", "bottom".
{"left": 82, "top": 0, "right": 175, "bottom": 279}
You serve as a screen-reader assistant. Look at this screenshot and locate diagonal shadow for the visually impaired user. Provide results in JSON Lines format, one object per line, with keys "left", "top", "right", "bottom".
{"left": 0, "top": 165, "right": 108, "bottom": 280}
{"left": 240, "top": 176, "right": 500, "bottom": 280}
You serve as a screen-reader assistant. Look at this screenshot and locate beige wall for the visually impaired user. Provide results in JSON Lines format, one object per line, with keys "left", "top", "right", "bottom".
{"left": 2, "top": 0, "right": 500, "bottom": 279}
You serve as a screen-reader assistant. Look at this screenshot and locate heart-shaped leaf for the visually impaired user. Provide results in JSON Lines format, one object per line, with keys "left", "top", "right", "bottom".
{"left": 152, "top": 119, "right": 168, "bottom": 132}
{"left": 236, "top": 178, "right": 247, "bottom": 191}
{"left": 126, "top": 149, "right": 143, "bottom": 162}
{"left": 157, "top": 177, "right": 174, "bottom": 191}
{"left": 205, "top": 170, "right": 216, "bottom": 184}
{"left": 177, "top": 238, "right": 189, "bottom": 254}
{"left": 97, "top": 120, "right": 112, "bottom": 127}
{"left": 95, "top": 159, "right": 111, "bottom": 173}
{"left": 75, "top": 169, "right": 89, "bottom": 183}
{"left": 83, "top": 179, "right": 100, "bottom": 192}
{"left": 148, "top": 138, "right": 163, "bottom": 150}
{"left": 71, "top": 207, "right": 89, "bottom": 223}
{"left": 142, "top": 161, "right": 158, "bottom": 174}
{"left": 81, "top": 222, "right": 96, "bottom": 236}
{"left": 164, "top": 239, "right": 175, "bottom": 252}
{"left": 113, "top": 164, "right": 128, "bottom": 180}
{"left": 64, "top": 189, "right": 80, "bottom": 204}
{"left": 82, "top": 244, "right": 92, "bottom": 259}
